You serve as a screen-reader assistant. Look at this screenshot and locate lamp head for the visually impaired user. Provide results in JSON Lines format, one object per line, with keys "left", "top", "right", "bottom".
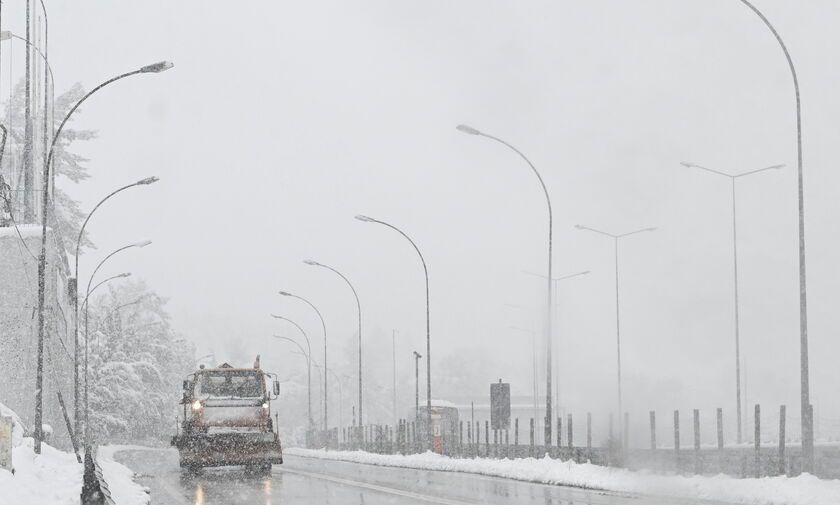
{"left": 679, "top": 161, "right": 695, "bottom": 168}
{"left": 140, "top": 61, "right": 174, "bottom": 73}
{"left": 133, "top": 240, "right": 152, "bottom": 248}
{"left": 354, "top": 215, "right": 374, "bottom": 223}
{"left": 118, "top": 272, "right": 132, "bottom": 278}
{"left": 456, "top": 124, "right": 481, "bottom": 135}
{"left": 303, "top": 259, "right": 320, "bottom": 267}
{"left": 270, "top": 314, "right": 285, "bottom": 320}
{"left": 767, "top": 164, "right": 785, "bottom": 170}
{"left": 574, "top": 224, "right": 585, "bottom": 230}
{"left": 581, "top": 270, "right": 591, "bottom": 275}
{"left": 278, "top": 291, "right": 292, "bottom": 297}
{"left": 0, "top": 31, "right": 11, "bottom": 41}
{"left": 645, "top": 227, "right": 658, "bottom": 232}
{"left": 137, "top": 176, "right": 159, "bottom": 185}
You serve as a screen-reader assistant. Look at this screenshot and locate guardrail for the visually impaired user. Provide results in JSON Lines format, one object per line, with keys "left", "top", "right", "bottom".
{"left": 80, "top": 447, "right": 115, "bottom": 505}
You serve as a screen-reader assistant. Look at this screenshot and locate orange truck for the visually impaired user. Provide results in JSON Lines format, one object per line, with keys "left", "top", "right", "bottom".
{"left": 172, "top": 357, "right": 283, "bottom": 473}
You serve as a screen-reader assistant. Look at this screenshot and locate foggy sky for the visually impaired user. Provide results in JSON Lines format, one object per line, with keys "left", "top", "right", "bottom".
{"left": 5, "top": 1, "right": 839, "bottom": 430}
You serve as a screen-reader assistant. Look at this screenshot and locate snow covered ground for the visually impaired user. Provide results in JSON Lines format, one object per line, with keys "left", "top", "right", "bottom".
{"left": 0, "top": 403, "right": 149, "bottom": 505}
{"left": 287, "top": 448, "right": 840, "bottom": 505}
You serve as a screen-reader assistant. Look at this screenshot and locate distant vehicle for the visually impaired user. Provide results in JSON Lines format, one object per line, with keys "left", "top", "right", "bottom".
{"left": 172, "top": 356, "right": 283, "bottom": 473}
{"left": 416, "top": 400, "right": 459, "bottom": 454}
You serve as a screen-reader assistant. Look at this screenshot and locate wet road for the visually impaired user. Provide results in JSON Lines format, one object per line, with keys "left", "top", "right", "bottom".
{"left": 115, "top": 448, "right": 720, "bottom": 505}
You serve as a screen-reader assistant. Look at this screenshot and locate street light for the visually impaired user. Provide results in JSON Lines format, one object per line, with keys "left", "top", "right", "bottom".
{"left": 457, "top": 124, "right": 555, "bottom": 445}
{"left": 83, "top": 241, "right": 151, "bottom": 446}
{"left": 274, "top": 335, "right": 312, "bottom": 435}
{"left": 303, "top": 260, "right": 363, "bottom": 431}
{"left": 32, "top": 60, "right": 173, "bottom": 453}
{"left": 735, "top": 0, "right": 812, "bottom": 470}
{"left": 522, "top": 270, "right": 590, "bottom": 417}
{"left": 279, "top": 291, "right": 328, "bottom": 431}
{"left": 71, "top": 177, "right": 158, "bottom": 437}
{"left": 271, "top": 315, "right": 313, "bottom": 434}
{"left": 679, "top": 161, "right": 782, "bottom": 443}
{"left": 412, "top": 351, "right": 422, "bottom": 418}
{"left": 354, "top": 214, "right": 432, "bottom": 449}
{"left": 575, "top": 224, "right": 655, "bottom": 447}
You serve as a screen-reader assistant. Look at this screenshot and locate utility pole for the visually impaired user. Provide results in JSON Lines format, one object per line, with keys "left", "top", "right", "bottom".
{"left": 413, "top": 351, "right": 421, "bottom": 419}
{"left": 23, "top": 0, "right": 33, "bottom": 221}
{"left": 392, "top": 330, "right": 397, "bottom": 425}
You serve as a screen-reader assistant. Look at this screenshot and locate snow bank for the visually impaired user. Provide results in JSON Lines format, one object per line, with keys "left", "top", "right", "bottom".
{"left": 287, "top": 448, "right": 840, "bottom": 505}
{"left": 0, "top": 437, "right": 82, "bottom": 505}
{"left": 0, "top": 403, "right": 149, "bottom": 505}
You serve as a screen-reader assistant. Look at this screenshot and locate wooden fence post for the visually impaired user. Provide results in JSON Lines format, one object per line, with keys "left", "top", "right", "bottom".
{"left": 485, "top": 420, "right": 490, "bottom": 457}
{"left": 754, "top": 404, "right": 761, "bottom": 478}
{"left": 693, "top": 409, "right": 701, "bottom": 474}
{"left": 514, "top": 418, "right": 519, "bottom": 448}
{"left": 674, "top": 410, "right": 680, "bottom": 470}
{"left": 529, "top": 418, "right": 535, "bottom": 456}
{"left": 716, "top": 408, "right": 723, "bottom": 450}
{"left": 650, "top": 411, "right": 656, "bottom": 450}
{"left": 557, "top": 416, "right": 562, "bottom": 449}
{"left": 567, "top": 413, "right": 573, "bottom": 449}
{"left": 779, "top": 405, "right": 786, "bottom": 476}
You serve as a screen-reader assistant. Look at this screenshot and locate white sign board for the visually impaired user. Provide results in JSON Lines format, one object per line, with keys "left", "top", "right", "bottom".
{"left": 0, "top": 416, "right": 12, "bottom": 473}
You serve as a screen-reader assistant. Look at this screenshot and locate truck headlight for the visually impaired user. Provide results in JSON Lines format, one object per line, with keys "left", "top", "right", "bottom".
{"left": 192, "top": 400, "right": 202, "bottom": 411}
{"left": 262, "top": 403, "right": 268, "bottom": 409}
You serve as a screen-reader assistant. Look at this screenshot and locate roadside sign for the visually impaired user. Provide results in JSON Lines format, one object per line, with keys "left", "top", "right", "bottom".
{"left": 490, "top": 380, "right": 511, "bottom": 430}
{"left": 0, "top": 416, "right": 13, "bottom": 473}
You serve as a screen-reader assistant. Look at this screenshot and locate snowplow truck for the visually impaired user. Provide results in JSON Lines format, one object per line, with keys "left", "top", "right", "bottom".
{"left": 172, "top": 356, "right": 283, "bottom": 472}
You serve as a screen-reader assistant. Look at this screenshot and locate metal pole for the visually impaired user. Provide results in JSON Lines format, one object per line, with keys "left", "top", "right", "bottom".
{"left": 72, "top": 178, "right": 156, "bottom": 437}
{"left": 413, "top": 351, "right": 421, "bottom": 418}
{"left": 736, "top": 0, "right": 812, "bottom": 472}
{"left": 272, "top": 317, "right": 312, "bottom": 432}
{"left": 731, "top": 178, "right": 743, "bottom": 444}
{"left": 304, "top": 261, "right": 361, "bottom": 427}
{"left": 32, "top": 60, "right": 173, "bottom": 453}
{"left": 354, "top": 216, "right": 432, "bottom": 449}
{"left": 614, "top": 236, "right": 622, "bottom": 447}
{"left": 393, "top": 330, "right": 397, "bottom": 426}
{"left": 456, "top": 125, "right": 553, "bottom": 444}
{"left": 278, "top": 292, "right": 328, "bottom": 431}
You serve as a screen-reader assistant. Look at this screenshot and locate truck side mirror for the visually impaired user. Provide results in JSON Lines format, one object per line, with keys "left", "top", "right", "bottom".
{"left": 183, "top": 380, "right": 193, "bottom": 391}
{"left": 273, "top": 380, "right": 280, "bottom": 396}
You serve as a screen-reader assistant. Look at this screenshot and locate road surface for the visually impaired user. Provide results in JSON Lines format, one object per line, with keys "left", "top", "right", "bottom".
{"left": 115, "top": 448, "right": 725, "bottom": 505}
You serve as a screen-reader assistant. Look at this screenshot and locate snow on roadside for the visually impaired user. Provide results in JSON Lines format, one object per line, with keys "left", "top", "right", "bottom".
{"left": 0, "top": 437, "right": 82, "bottom": 505}
{"left": 97, "top": 450, "right": 151, "bottom": 505}
{"left": 287, "top": 448, "right": 840, "bottom": 505}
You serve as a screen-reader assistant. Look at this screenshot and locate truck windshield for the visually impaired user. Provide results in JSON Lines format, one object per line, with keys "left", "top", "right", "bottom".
{"left": 195, "top": 371, "right": 263, "bottom": 398}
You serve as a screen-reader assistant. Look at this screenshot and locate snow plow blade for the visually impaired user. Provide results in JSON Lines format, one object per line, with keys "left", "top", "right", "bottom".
{"left": 172, "top": 432, "right": 283, "bottom": 468}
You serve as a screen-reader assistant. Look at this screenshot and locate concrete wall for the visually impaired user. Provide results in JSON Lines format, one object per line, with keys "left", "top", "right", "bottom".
{"left": 0, "top": 225, "right": 74, "bottom": 449}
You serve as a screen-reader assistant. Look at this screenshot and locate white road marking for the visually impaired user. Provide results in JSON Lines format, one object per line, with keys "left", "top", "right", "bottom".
{"left": 279, "top": 466, "right": 482, "bottom": 505}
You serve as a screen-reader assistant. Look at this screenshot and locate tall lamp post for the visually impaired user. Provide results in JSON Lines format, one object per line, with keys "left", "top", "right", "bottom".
{"left": 522, "top": 270, "right": 590, "bottom": 416}
{"left": 457, "top": 124, "right": 555, "bottom": 445}
{"left": 303, "top": 260, "right": 363, "bottom": 430}
{"left": 72, "top": 177, "right": 158, "bottom": 437}
{"left": 575, "top": 224, "right": 655, "bottom": 447}
{"left": 33, "top": 60, "right": 173, "bottom": 453}
{"left": 278, "top": 291, "right": 328, "bottom": 431}
{"left": 83, "top": 240, "right": 151, "bottom": 446}
{"left": 412, "top": 351, "right": 422, "bottom": 418}
{"left": 354, "top": 215, "right": 432, "bottom": 448}
{"left": 271, "top": 315, "right": 313, "bottom": 433}
{"left": 274, "top": 334, "right": 312, "bottom": 434}
{"left": 736, "top": 0, "right": 813, "bottom": 471}
{"left": 679, "top": 161, "right": 782, "bottom": 443}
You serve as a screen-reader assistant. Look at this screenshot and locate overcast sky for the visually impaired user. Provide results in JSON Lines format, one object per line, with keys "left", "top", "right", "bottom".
{"left": 5, "top": 1, "right": 839, "bottom": 432}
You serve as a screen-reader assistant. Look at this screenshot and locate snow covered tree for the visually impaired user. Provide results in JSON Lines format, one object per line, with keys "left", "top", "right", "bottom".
{"left": 0, "top": 80, "right": 97, "bottom": 252}
{"left": 86, "top": 279, "right": 194, "bottom": 442}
